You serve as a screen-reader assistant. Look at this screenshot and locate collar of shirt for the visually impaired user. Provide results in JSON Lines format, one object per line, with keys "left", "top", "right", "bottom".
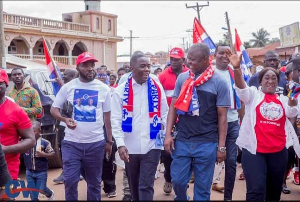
{"left": 13, "top": 82, "right": 31, "bottom": 93}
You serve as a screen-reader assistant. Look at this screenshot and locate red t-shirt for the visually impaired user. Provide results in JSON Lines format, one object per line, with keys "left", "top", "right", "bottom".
{"left": 0, "top": 98, "right": 32, "bottom": 179}
{"left": 255, "top": 93, "right": 286, "bottom": 153}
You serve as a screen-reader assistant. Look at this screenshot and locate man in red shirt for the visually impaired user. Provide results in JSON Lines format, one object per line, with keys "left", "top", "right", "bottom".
{"left": 158, "top": 47, "right": 189, "bottom": 193}
{"left": 0, "top": 69, "right": 35, "bottom": 180}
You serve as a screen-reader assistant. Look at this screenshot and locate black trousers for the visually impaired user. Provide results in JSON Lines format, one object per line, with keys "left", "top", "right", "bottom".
{"left": 242, "top": 148, "right": 288, "bottom": 201}
{"left": 0, "top": 145, "right": 12, "bottom": 186}
{"left": 57, "top": 125, "right": 66, "bottom": 161}
{"left": 125, "top": 149, "right": 160, "bottom": 201}
{"left": 161, "top": 150, "right": 172, "bottom": 183}
{"left": 102, "top": 136, "right": 117, "bottom": 193}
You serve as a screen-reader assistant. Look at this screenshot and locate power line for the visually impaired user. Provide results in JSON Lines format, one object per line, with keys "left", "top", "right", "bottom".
{"left": 186, "top": 1, "right": 209, "bottom": 23}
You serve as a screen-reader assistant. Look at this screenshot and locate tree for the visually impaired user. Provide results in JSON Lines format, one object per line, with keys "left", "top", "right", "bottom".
{"left": 250, "top": 28, "right": 270, "bottom": 47}
{"left": 268, "top": 37, "right": 280, "bottom": 44}
{"left": 243, "top": 41, "right": 252, "bottom": 49}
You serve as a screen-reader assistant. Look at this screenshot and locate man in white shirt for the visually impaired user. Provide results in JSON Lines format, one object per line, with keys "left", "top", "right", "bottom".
{"left": 50, "top": 52, "right": 113, "bottom": 201}
{"left": 111, "top": 52, "right": 169, "bottom": 200}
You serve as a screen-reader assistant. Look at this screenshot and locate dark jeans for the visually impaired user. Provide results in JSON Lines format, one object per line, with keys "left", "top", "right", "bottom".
{"left": 242, "top": 148, "right": 288, "bottom": 201}
{"left": 161, "top": 150, "right": 172, "bottom": 183}
{"left": 125, "top": 149, "right": 160, "bottom": 201}
{"left": 102, "top": 136, "right": 118, "bottom": 193}
{"left": 0, "top": 145, "right": 12, "bottom": 186}
{"left": 26, "top": 170, "right": 52, "bottom": 200}
{"left": 61, "top": 139, "right": 106, "bottom": 201}
{"left": 224, "top": 121, "right": 239, "bottom": 200}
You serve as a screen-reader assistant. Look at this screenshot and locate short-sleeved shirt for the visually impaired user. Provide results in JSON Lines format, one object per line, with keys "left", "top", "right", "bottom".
{"left": 248, "top": 71, "right": 287, "bottom": 96}
{"left": 52, "top": 78, "right": 111, "bottom": 143}
{"left": 23, "top": 138, "right": 54, "bottom": 172}
{"left": 173, "top": 71, "right": 231, "bottom": 142}
{"left": 0, "top": 98, "right": 32, "bottom": 179}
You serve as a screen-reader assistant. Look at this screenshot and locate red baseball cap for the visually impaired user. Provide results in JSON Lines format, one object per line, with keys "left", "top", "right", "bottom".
{"left": 76, "top": 52, "right": 98, "bottom": 66}
{"left": 0, "top": 69, "right": 9, "bottom": 85}
{"left": 169, "top": 47, "right": 184, "bottom": 59}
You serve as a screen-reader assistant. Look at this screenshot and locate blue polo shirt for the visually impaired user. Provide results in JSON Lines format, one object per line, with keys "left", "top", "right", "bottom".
{"left": 173, "top": 71, "right": 231, "bottom": 143}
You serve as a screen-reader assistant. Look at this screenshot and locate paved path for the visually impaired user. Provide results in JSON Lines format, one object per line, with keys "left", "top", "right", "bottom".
{"left": 14, "top": 163, "right": 300, "bottom": 200}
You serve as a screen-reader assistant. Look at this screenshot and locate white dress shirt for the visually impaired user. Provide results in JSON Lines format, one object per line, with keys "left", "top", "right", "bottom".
{"left": 234, "top": 85, "right": 300, "bottom": 157}
{"left": 111, "top": 77, "right": 169, "bottom": 154}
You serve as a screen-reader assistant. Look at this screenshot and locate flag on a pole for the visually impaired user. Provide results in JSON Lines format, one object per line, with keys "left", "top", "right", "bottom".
{"left": 235, "top": 29, "right": 253, "bottom": 82}
{"left": 42, "top": 37, "right": 62, "bottom": 96}
{"left": 193, "top": 17, "right": 216, "bottom": 55}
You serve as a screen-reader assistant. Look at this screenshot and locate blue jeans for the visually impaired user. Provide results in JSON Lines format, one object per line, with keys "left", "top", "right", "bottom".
{"left": 171, "top": 140, "right": 217, "bottom": 201}
{"left": 224, "top": 121, "right": 239, "bottom": 200}
{"left": 61, "top": 139, "right": 106, "bottom": 201}
{"left": 26, "top": 170, "right": 52, "bottom": 200}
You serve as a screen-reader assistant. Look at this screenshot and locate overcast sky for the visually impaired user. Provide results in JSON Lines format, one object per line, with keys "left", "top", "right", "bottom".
{"left": 3, "top": 1, "right": 300, "bottom": 55}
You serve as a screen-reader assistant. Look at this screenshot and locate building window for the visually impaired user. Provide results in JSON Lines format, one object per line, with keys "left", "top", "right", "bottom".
{"left": 96, "top": 18, "right": 100, "bottom": 29}
{"left": 38, "top": 43, "right": 44, "bottom": 55}
{"left": 86, "top": 5, "right": 89, "bottom": 10}
{"left": 8, "top": 41, "right": 17, "bottom": 54}
{"left": 108, "top": 19, "right": 111, "bottom": 31}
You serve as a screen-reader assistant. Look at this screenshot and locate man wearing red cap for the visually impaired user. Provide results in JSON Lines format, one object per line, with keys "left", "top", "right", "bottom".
{"left": 158, "top": 47, "right": 189, "bottom": 194}
{"left": 0, "top": 69, "right": 35, "bottom": 180}
{"left": 50, "top": 52, "right": 113, "bottom": 201}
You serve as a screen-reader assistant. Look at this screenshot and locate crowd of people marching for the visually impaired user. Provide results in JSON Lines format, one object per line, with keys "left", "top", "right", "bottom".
{"left": 1, "top": 43, "right": 300, "bottom": 201}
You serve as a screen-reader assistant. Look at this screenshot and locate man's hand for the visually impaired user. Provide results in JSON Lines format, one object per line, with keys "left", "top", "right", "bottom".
{"left": 64, "top": 118, "right": 77, "bottom": 130}
{"left": 226, "top": 49, "right": 242, "bottom": 69}
{"left": 118, "top": 146, "right": 129, "bottom": 162}
{"left": 105, "top": 143, "right": 112, "bottom": 157}
{"left": 164, "top": 135, "right": 174, "bottom": 154}
{"left": 35, "top": 151, "right": 45, "bottom": 158}
{"left": 55, "top": 77, "right": 64, "bottom": 87}
{"left": 216, "top": 151, "right": 226, "bottom": 163}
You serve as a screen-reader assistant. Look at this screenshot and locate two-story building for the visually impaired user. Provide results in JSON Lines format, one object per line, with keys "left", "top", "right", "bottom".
{"left": 3, "top": 0, "right": 123, "bottom": 71}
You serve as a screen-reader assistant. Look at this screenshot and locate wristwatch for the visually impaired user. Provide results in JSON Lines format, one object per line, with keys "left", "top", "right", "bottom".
{"left": 106, "top": 141, "right": 114, "bottom": 146}
{"left": 217, "top": 146, "right": 226, "bottom": 153}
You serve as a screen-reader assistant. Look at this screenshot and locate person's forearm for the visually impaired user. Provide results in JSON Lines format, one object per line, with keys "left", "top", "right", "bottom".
{"left": 104, "top": 112, "right": 113, "bottom": 142}
{"left": 3, "top": 139, "right": 35, "bottom": 154}
{"left": 218, "top": 109, "right": 228, "bottom": 147}
{"left": 234, "top": 68, "right": 246, "bottom": 89}
{"left": 40, "top": 152, "right": 55, "bottom": 159}
{"left": 166, "top": 99, "right": 178, "bottom": 138}
{"left": 50, "top": 107, "right": 66, "bottom": 122}
{"left": 23, "top": 106, "right": 42, "bottom": 117}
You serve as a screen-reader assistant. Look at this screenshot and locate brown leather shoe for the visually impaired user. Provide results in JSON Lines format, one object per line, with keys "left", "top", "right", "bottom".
{"left": 212, "top": 183, "right": 225, "bottom": 192}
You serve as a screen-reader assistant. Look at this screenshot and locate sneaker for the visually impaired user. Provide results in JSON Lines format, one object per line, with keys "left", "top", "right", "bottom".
{"left": 293, "top": 171, "right": 299, "bottom": 185}
{"left": 212, "top": 183, "right": 225, "bottom": 192}
{"left": 155, "top": 171, "right": 159, "bottom": 179}
{"left": 163, "top": 181, "right": 172, "bottom": 194}
{"left": 287, "top": 169, "right": 292, "bottom": 179}
{"left": 47, "top": 190, "right": 55, "bottom": 201}
{"left": 159, "top": 163, "right": 165, "bottom": 173}
{"left": 122, "top": 194, "right": 132, "bottom": 201}
{"left": 53, "top": 172, "right": 64, "bottom": 184}
{"left": 80, "top": 174, "right": 84, "bottom": 181}
{"left": 107, "top": 191, "right": 117, "bottom": 198}
{"left": 282, "top": 184, "right": 291, "bottom": 194}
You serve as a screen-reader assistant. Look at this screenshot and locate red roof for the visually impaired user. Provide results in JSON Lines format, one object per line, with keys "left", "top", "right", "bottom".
{"left": 246, "top": 42, "right": 281, "bottom": 57}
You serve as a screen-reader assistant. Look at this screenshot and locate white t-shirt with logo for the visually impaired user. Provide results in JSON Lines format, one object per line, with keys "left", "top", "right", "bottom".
{"left": 52, "top": 78, "right": 111, "bottom": 143}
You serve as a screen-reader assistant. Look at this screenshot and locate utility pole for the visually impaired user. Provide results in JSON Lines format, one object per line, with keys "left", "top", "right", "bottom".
{"left": 124, "top": 30, "right": 139, "bottom": 58}
{"left": 0, "top": 1, "right": 5, "bottom": 69}
{"left": 225, "top": 11, "right": 234, "bottom": 52}
{"left": 186, "top": 1, "right": 209, "bottom": 23}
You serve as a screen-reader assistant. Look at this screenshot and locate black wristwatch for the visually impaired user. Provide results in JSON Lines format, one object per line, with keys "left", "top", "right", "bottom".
{"left": 106, "top": 141, "right": 114, "bottom": 145}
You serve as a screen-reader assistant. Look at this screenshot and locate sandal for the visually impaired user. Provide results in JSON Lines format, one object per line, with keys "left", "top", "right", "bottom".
{"left": 239, "top": 172, "right": 245, "bottom": 180}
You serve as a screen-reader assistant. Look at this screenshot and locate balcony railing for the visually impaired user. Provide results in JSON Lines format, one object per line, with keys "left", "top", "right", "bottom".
{"left": 12, "top": 54, "right": 77, "bottom": 66}
{"left": 4, "top": 13, "right": 90, "bottom": 32}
